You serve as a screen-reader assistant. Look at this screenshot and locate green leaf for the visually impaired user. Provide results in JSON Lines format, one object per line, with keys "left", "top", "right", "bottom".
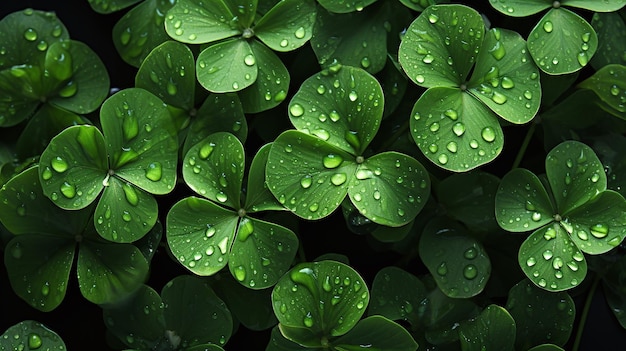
{"left": 237, "top": 39, "right": 290, "bottom": 113}
{"left": 317, "top": 0, "right": 377, "bottom": 13}
{"left": 0, "top": 9, "right": 69, "bottom": 70}
{"left": 103, "top": 284, "right": 166, "bottom": 350}
{"left": 348, "top": 152, "right": 430, "bottom": 226}
{"left": 410, "top": 87, "right": 504, "bottom": 171}
{"left": 518, "top": 224, "right": 587, "bottom": 291}
{"left": 77, "top": 240, "right": 149, "bottom": 304}
{"left": 39, "top": 125, "right": 108, "bottom": 210}
{"left": 288, "top": 65, "right": 383, "bottom": 155}
{"left": 94, "top": 176, "right": 158, "bottom": 243}
{"left": 506, "top": 279, "right": 575, "bottom": 350}
{"left": 399, "top": 4, "right": 485, "bottom": 88}
{"left": 272, "top": 261, "right": 369, "bottom": 341}
{"left": 578, "top": 64, "right": 626, "bottom": 114}
{"left": 333, "top": 315, "right": 418, "bottom": 351}
{"left": 419, "top": 217, "right": 491, "bottom": 298}
{"left": 87, "top": 0, "right": 142, "bottom": 13}
{"left": 468, "top": 28, "right": 541, "bottom": 124}
{"left": 488, "top": 0, "right": 551, "bottom": 17}
{"left": 566, "top": 190, "right": 626, "bottom": 254}
{"left": 0, "top": 320, "right": 67, "bottom": 351}
{"left": 196, "top": 39, "right": 257, "bottom": 93}
{"left": 266, "top": 130, "right": 356, "bottom": 220}
{"left": 0, "top": 67, "right": 39, "bottom": 126}
{"left": 495, "top": 168, "right": 555, "bottom": 232}
{"left": 545, "top": 140, "right": 606, "bottom": 214}
{"left": 561, "top": 0, "right": 626, "bottom": 12}
{"left": 223, "top": 0, "right": 258, "bottom": 29}
{"left": 4, "top": 234, "right": 75, "bottom": 312}
{"left": 135, "top": 40, "right": 196, "bottom": 110}
{"left": 101, "top": 88, "right": 178, "bottom": 195}
{"left": 162, "top": 275, "right": 233, "bottom": 348}
{"left": 245, "top": 143, "right": 285, "bottom": 212}
{"left": 165, "top": 0, "right": 239, "bottom": 44}
{"left": 458, "top": 305, "right": 515, "bottom": 351}
{"left": 255, "top": 0, "right": 317, "bottom": 52}
{"left": 183, "top": 132, "right": 244, "bottom": 209}
{"left": 266, "top": 326, "right": 312, "bottom": 351}
{"left": 229, "top": 217, "right": 298, "bottom": 289}
{"left": 166, "top": 197, "right": 239, "bottom": 275}
{"left": 0, "top": 166, "right": 91, "bottom": 236}
{"left": 368, "top": 266, "right": 427, "bottom": 325}
{"left": 310, "top": 6, "right": 388, "bottom": 74}
{"left": 590, "top": 12, "right": 626, "bottom": 69}
{"left": 527, "top": 8, "right": 597, "bottom": 75}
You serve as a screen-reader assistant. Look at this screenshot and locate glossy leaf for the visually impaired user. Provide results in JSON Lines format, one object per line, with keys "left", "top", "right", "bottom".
{"left": 245, "top": 143, "right": 286, "bottom": 213}
{"left": 196, "top": 39, "right": 257, "bottom": 93}
{"left": 94, "top": 176, "right": 158, "bottom": 243}
{"left": 101, "top": 88, "right": 178, "bottom": 195}
{"left": 87, "top": 0, "right": 142, "bottom": 14}
{"left": 518, "top": 224, "right": 587, "bottom": 291}
{"left": 228, "top": 217, "right": 298, "bottom": 289}
{"left": 317, "top": 0, "right": 377, "bottom": 13}
{"left": 0, "top": 320, "right": 66, "bottom": 351}
{"left": 545, "top": 140, "right": 606, "bottom": 214}
{"left": 255, "top": 0, "right": 317, "bottom": 52}
{"left": 527, "top": 8, "right": 597, "bottom": 75}
{"left": 165, "top": 0, "right": 239, "bottom": 44}
{"left": 4, "top": 234, "right": 74, "bottom": 312}
{"left": 0, "top": 67, "right": 39, "bottom": 127}
{"left": 458, "top": 305, "right": 515, "bottom": 351}
{"left": 496, "top": 168, "right": 555, "bottom": 232}
{"left": 183, "top": 132, "right": 244, "bottom": 209}
{"left": 311, "top": 6, "right": 388, "bottom": 74}
{"left": 562, "top": 0, "right": 626, "bottom": 12}
{"left": 166, "top": 196, "right": 239, "bottom": 276}
{"left": 368, "top": 266, "right": 427, "bottom": 324}
{"left": 237, "top": 39, "right": 290, "bottom": 113}
{"left": 578, "top": 64, "right": 626, "bottom": 114}
{"left": 410, "top": 87, "right": 504, "bottom": 171}
{"left": 272, "top": 261, "right": 369, "bottom": 341}
{"left": 288, "top": 65, "right": 383, "bottom": 155}
{"left": 224, "top": 0, "right": 258, "bottom": 29}
{"left": 39, "top": 125, "right": 108, "bottom": 210}
{"left": 348, "top": 151, "right": 430, "bottom": 226}
{"left": 332, "top": 315, "right": 418, "bottom": 350}
{"left": 399, "top": 4, "right": 484, "bottom": 88}
{"left": 267, "top": 130, "right": 356, "bottom": 221}
{"left": 419, "top": 217, "right": 491, "bottom": 298}
{"left": 590, "top": 12, "right": 626, "bottom": 69}
{"left": 468, "top": 28, "right": 541, "bottom": 124}
{"left": 162, "top": 275, "right": 233, "bottom": 348}
{"left": 266, "top": 326, "right": 310, "bottom": 351}
{"left": 488, "top": 0, "right": 551, "bottom": 17}
{"left": 135, "top": 40, "right": 196, "bottom": 110}
{"left": 506, "top": 279, "right": 575, "bottom": 350}
{"left": 77, "top": 240, "right": 149, "bottom": 304}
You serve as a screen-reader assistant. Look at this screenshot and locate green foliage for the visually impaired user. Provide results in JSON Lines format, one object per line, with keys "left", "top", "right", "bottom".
{"left": 2, "top": 0, "right": 626, "bottom": 350}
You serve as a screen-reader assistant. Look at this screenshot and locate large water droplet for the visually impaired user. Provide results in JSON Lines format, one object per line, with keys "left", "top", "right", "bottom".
{"left": 123, "top": 182, "right": 139, "bottom": 206}
{"left": 590, "top": 224, "right": 609, "bottom": 238}
{"left": 51, "top": 156, "right": 68, "bottom": 173}
{"left": 331, "top": 173, "right": 347, "bottom": 186}
{"left": 463, "top": 264, "right": 477, "bottom": 280}
{"left": 481, "top": 127, "right": 496, "bottom": 142}
{"left": 543, "top": 21, "right": 553, "bottom": 33}
{"left": 290, "top": 103, "right": 304, "bottom": 117}
{"left": 244, "top": 54, "right": 255, "bottom": 66}
{"left": 60, "top": 182, "right": 76, "bottom": 199}
{"left": 145, "top": 162, "right": 162, "bottom": 181}
{"left": 323, "top": 154, "right": 343, "bottom": 169}
{"left": 28, "top": 333, "right": 42, "bottom": 349}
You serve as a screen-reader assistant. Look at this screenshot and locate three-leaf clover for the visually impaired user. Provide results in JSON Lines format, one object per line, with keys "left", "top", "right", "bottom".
{"left": 266, "top": 64, "right": 430, "bottom": 226}
{"left": 166, "top": 132, "right": 299, "bottom": 289}
{"left": 398, "top": 4, "right": 541, "bottom": 171}
{"left": 496, "top": 140, "right": 626, "bottom": 291}
{"left": 270, "top": 260, "right": 418, "bottom": 350}
{"left": 164, "top": 0, "right": 316, "bottom": 103}
{"left": 38, "top": 88, "right": 178, "bottom": 242}
{"left": 102, "top": 275, "right": 232, "bottom": 351}
{"left": 0, "top": 166, "right": 151, "bottom": 311}
{"left": 489, "top": 0, "right": 626, "bottom": 74}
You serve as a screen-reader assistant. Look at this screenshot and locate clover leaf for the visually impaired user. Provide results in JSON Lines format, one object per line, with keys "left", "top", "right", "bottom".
{"left": 591, "top": 11, "right": 626, "bottom": 69}
{"left": 0, "top": 320, "right": 66, "bottom": 351}
{"left": 496, "top": 140, "right": 626, "bottom": 291}
{"left": 399, "top": 4, "right": 541, "bottom": 171}
{"left": 489, "top": 0, "right": 626, "bottom": 74}
{"left": 166, "top": 132, "right": 298, "bottom": 289}
{"left": 578, "top": 64, "right": 626, "bottom": 119}
{"left": 457, "top": 305, "right": 516, "bottom": 351}
{"left": 266, "top": 65, "right": 430, "bottom": 226}
{"left": 165, "top": 0, "right": 316, "bottom": 95}
{"left": 38, "top": 88, "right": 178, "bottom": 242}
{"left": 0, "top": 166, "right": 151, "bottom": 311}
{"left": 103, "top": 275, "right": 231, "bottom": 350}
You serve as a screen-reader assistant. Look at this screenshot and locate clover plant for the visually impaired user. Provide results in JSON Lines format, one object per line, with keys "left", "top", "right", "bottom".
{"left": 2, "top": 1, "right": 626, "bottom": 350}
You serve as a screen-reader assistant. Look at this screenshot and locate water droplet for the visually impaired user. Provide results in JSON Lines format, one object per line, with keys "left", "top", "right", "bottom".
{"left": 446, "top": 141, "right": 458, "bottom": 153}
{"left": 303, "top": 312, "right": 314, "bottom": 327}
{"left": 167, "top": 81, "right": 177, "bottom": 95}
{"left": 428, "top": 144, "right": 438, "bottom": 153}
{"left": 491, "top": 91, "right": 508, "bottom": 104}
{"left": 24, "top": 28, "right": 38, "bottom": 41}
{"left": 577, "top": 230, "right": 588, "bottom": 241}
{"left": 216, "top": 192, "right": 228, "bottom": 203}
{"left": 331, "top": 173, "right": 347, "bottom": 186}
{"left": 590, "top": 224, "right": 609, "bottom": 238}
{"left": 582, "top": 32, "right": 591, "bottom": 43}
{"left": 437, "top": 154, "right": 448, "bottom": 165}
{"left": 526, "top": 257, "right": 536, "bottom": 267}
{"left": 429, "top": 122, "right": 440, "bottom": 132}
{"left": 205, "top": 226, "right": 216, "bottom": 238}
{"left": 543, "top": 249, "right": 553, "bottom": 260}
{"left": 323, "top": 154, "right": 343, "bottom": 169}
{"left": 463, "top": 264, "right": 477, "bottom": 280}
{"left": 199, "top": 142, "right": 215, "bottom": 159}
{"left": 300, "top": 176, "right": 312, "bottom": 189}
{"left": 543, "top": 21, "right": 553, "bottom": 33}
{"left": 145, "top": 162, "right": 162, "bottom": 181}
{"left": 234, "top": 266, "right": 246, "bottom": 281}
{"left": 360, "top": 57, "right": 370, "bottom": 68}
{"left": 294, "top": 27, "right": 306, "bottom": 39}
{"left": 422, "top": 54, "right": 434, "bottom": 63}
{"left": 122, "top": 211, "right": 132, "bottom": 222}
{"left": 28, "top": 332, "right": 42, "bottom": 349}
{"left": 290, "top": 103, "right": 304, "bottom": 117}
{"left": 243, "top": 54, "right": 255, "bottom": 66}
{"left": 217, "top": 236, "right": 229, "bottom": 255}
{"left": 123, "top": 182, "right": 139, "bottom": 206}
{"left": 416, "top": 75, "right": 425, "bottom": 83}
{"left": 312, "top": 129, "right": 330, "bottom": 141}
{"left": 489, "top": 41, "right": 506, "bottom": 60}
{"left": 60, "top": 182, "right": 76, "bottom": 198}
{"left": 531, "top": 212, "right": 542, "bottom": 221}
{"left": 501, "top": 77, "right": 515, "bottom": 89}
{"left": 280, "top": 39, "right": 289, "bottom": 47}
{"left": 428, "top": 13, "right": 439, "bottom": 23}
{"left": 51, "top": 156, "right": 68, "bottom": 173}
{"left": 437, "top": 262, "right": 447, "bottom": 276}
{"left": 577, "top": 52, "right": 588, "bottom": 66}
{"left": 481, "top": 127, "right": 496, "bottom": 142}
{"left": 444, "top": 109, "right": 458, "bottom": 121}
{"left": 349, "top": 91, "right": 358, "bottom": 101}
{"left": 464, "top": 248, "right": 477, "bottom": 260}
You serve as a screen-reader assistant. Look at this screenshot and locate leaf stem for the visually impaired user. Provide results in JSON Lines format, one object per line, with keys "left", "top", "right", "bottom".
{"left": 511, "top": 122, "right": 537, "bottom": 170}
{"left": 572, "top": 273, "right": 601, "bottom": 351}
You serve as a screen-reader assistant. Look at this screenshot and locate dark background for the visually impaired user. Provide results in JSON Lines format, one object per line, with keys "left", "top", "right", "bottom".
{"left": 1, "top": 1, "right": 626, "bottom": 350}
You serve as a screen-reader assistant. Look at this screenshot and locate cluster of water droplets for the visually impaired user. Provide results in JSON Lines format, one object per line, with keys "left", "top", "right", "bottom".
{"left": 434, "top": 244, "right": 483, "bottom": 297}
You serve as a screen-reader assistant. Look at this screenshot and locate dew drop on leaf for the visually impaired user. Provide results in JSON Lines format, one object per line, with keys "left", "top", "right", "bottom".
{"left": 145, "top": 162, "right": 162, "bottom": 181}
{"left": 51, "top": 156, "right": 68, "bottom": 173}
{"left": 323, "top": 154, "right": 343, "bottom": 169}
